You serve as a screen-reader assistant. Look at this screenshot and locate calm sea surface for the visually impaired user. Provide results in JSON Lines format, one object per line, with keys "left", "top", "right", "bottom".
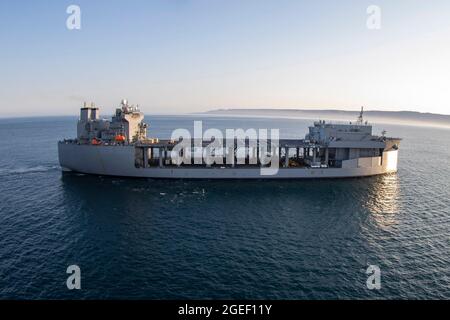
{"left": 0, "top": 115, "right": 449, "bottom": 299}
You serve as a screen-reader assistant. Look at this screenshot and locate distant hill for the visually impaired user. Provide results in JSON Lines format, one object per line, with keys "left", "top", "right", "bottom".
{"left": 205, "top": 108, "right": 450, "bottom": 128}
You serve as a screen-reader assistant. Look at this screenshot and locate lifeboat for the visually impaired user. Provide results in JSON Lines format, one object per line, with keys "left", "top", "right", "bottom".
{"left": 114, "top": 135, "right": 126, "bottom": 143}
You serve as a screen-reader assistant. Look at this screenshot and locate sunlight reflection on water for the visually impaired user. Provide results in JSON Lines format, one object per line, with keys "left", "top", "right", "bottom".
{"left": 364, "top": 174, "right": 401, "bottom": 229}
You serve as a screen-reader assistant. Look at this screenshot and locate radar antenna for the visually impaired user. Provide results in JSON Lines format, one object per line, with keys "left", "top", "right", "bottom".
{"left": 356, "top": 106, "right": 364, "bottom": 125}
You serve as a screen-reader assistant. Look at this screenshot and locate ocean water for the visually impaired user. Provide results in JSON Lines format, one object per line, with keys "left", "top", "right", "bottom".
{"left": 0, "top": 115, "right": 449, "bottom": 299}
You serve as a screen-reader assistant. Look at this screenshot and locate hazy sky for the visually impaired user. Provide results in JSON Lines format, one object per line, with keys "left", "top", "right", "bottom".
{"left": 1, "top": 0, "right": 450, "bottom": 117}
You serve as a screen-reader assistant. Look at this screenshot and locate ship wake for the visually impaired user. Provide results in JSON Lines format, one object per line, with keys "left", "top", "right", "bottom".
{"left": 0, "top": 165, "right": 59, "bottom": 176}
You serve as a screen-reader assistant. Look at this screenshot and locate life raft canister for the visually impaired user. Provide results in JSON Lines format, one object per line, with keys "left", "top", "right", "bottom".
{"left": 91, "top": 138, "right": 101, "bottom": 145}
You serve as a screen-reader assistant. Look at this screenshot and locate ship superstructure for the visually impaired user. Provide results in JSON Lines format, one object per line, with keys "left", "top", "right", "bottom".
{"left": 77, "top": 99, "right": 147, "bottom": 144}
{"left": 59, "top": 102, "right": 401, "bottom": 179}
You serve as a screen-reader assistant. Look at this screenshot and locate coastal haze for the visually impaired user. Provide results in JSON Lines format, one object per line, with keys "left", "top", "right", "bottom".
{"left": 205, "top": 108, "right": 450, "bottom": 129}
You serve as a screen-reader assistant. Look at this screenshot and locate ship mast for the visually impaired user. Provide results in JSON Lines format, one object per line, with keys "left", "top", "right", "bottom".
{"left": 356, "top": 106, "right": 364, "bottom": 125}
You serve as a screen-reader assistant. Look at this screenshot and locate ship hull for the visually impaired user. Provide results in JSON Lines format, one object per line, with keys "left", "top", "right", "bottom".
{"left": 58, "top": 142, "right": 399, "bottom": 179}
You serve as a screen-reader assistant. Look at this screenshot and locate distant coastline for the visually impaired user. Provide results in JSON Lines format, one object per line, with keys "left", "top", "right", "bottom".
{"left": 2, "top": 108, "right": 450, "bottom": 129}
{"left": 204, "top": 108, "right": 450, "bottom": 128}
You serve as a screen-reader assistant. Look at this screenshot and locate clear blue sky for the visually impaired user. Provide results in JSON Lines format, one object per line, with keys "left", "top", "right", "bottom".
{"left": 1, "top": 0, "right": 450, "bottom": 116}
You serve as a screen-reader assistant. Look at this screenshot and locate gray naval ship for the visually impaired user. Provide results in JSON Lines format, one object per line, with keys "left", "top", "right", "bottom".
{"left": 58, "top": 100, "right": 401, "bottom": 179}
